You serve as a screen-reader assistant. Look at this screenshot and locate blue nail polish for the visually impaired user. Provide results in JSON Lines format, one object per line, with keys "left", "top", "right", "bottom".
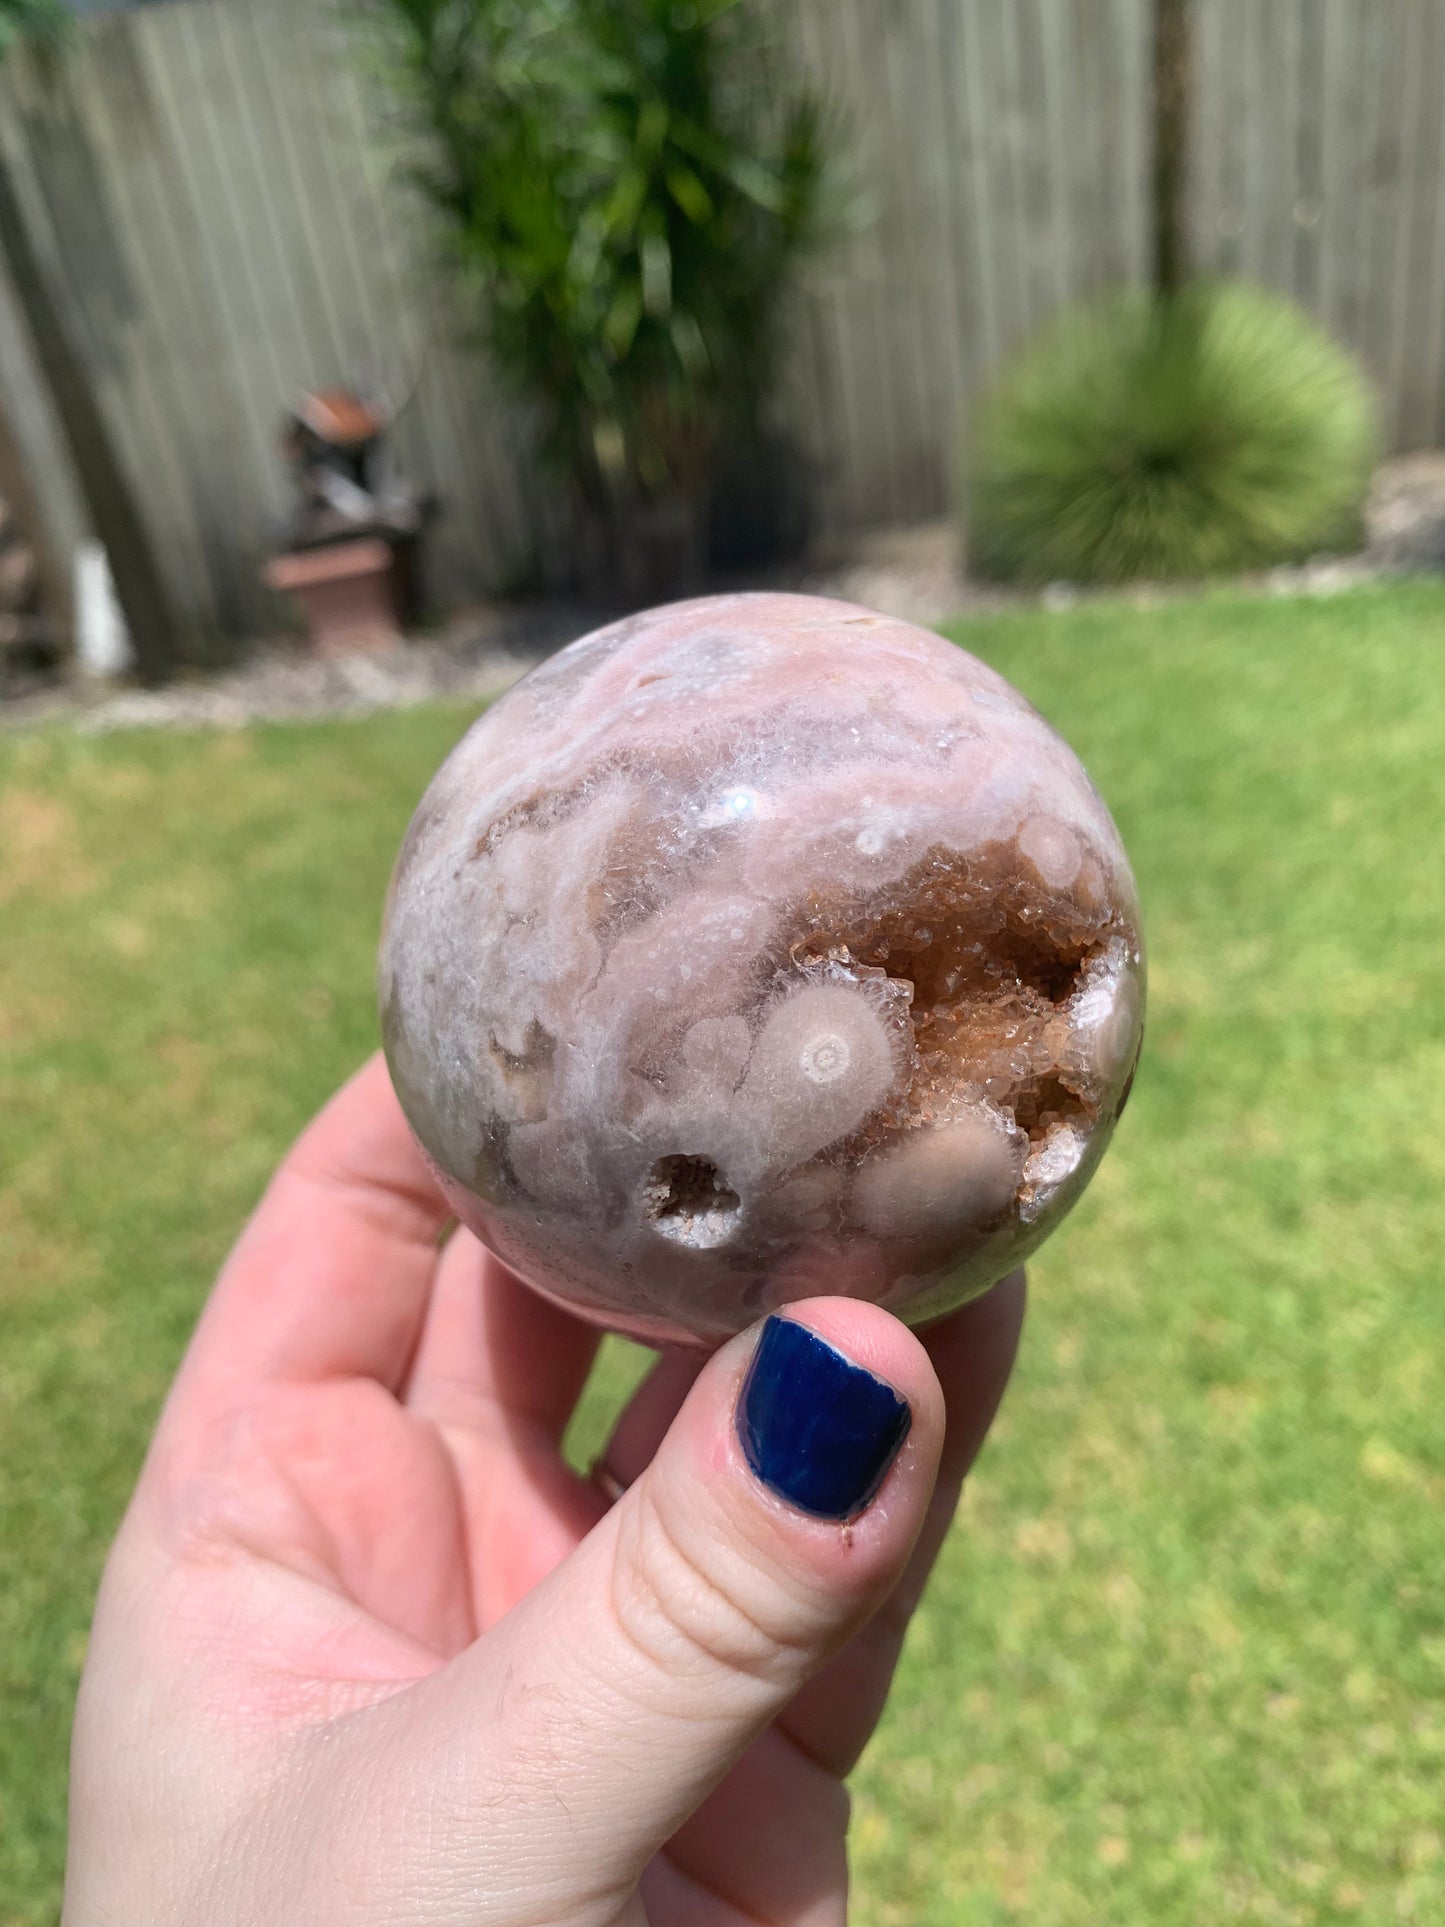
{"left": 736, "top": 1316, "right": 911, "bottom": 1520}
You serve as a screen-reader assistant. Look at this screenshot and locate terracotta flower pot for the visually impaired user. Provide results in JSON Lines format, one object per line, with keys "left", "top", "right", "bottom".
{"left": 264, "top": 537, "right": 404, "bottom": 654}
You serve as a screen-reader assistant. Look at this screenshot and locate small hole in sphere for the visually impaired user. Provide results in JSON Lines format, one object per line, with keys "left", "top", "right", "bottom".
{"left": 642, "top": 1154, "right": 742, "bottom": 1249}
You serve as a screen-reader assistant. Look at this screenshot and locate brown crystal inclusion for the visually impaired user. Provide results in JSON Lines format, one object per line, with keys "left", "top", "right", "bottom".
{"left": 790, "top": 839, "right": 1116, "bottom": 1163}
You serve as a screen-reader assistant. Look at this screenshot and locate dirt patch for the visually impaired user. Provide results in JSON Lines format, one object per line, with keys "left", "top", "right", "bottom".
{"left": 0, "top": 788, "right": 96, "bottom": 907}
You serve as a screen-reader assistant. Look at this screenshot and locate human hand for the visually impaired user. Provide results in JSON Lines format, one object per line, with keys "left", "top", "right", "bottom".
{"left": 64, "top": 1055, "right": 1023, "bottom": 1926}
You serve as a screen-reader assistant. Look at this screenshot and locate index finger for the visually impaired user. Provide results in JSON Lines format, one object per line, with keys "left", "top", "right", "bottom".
{"left": 167, "top": 1054, "right": 450, "bottom": 1424}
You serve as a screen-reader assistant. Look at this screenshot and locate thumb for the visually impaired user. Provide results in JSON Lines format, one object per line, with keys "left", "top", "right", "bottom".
{"left": 402, "top": 1299, "right": 944, "bottom": 1924}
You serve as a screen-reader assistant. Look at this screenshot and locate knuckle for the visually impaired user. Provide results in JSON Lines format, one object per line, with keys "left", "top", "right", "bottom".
{"left": 607, "top": 1483, "right": 822, "bottom": 1701}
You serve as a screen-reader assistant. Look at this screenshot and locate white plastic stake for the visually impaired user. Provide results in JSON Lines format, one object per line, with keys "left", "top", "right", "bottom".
{"left": 73, "top": 540, "right": 134, "bottom": 678}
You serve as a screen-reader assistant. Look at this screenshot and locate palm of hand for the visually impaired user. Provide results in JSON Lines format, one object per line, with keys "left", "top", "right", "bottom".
{"left": 170, "top": 1265, "right": 602, "bottom": 1706}
{"left": 67, "top": 1058, "right": 1022, "bottom": 1927}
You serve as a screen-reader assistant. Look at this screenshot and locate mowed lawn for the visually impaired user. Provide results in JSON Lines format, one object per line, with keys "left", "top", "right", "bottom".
{"left": 2, "top": 581, "right": 1443, "bottom": 1925}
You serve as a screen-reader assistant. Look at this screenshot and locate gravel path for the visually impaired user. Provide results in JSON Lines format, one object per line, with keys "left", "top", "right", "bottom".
{"left": 7, "top": 452, "right": 1444, "bottom": 733}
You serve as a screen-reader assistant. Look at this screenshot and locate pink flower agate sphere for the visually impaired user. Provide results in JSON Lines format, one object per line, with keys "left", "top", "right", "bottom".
{"left": 379, "top": 593, "right": 1144, "bottom": 1346}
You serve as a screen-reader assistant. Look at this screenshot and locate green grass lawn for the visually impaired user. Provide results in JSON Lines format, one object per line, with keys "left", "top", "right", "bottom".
{"left": 3, "top": 581, "right": 1443, "bottom": 1924}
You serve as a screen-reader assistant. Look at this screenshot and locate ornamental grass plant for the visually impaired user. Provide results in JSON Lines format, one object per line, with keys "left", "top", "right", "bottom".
{"left": 966, "top": 281, "right": 1377, "bottom": 586}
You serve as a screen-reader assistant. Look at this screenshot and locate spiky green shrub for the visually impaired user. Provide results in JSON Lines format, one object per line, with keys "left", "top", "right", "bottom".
{"left": 966, "top": 281, "right": 1377, "bottom": 585}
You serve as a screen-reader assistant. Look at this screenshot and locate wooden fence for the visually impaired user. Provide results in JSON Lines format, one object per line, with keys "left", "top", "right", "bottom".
{"left": 0, "top": 0, "right": 1442, "bottom": 643}
{"left": 0, "top": 0, "right": 1151, "bottom": 639}
{"left": 1192, "top": 0, "right": 1445, "bottom": 453}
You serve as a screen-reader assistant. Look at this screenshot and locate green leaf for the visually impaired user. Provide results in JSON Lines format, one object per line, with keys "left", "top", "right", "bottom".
{"left": 640, "top": 222, "right": 673, "bottom": 318}
{"left": 602, "top": 167, "right": 648, "bottom": 241}
{"left": 637, "top": 97, "right": 669, "bottom": 162}
{"left": 725, "top": 153, "right": 788, "bottom": 216}
{"left": 603, "top": 280, "right": 644, "bottom": 355}
{"left": 670, "top": 310, "right": 711, "bottom": 378}
{"left": 665, "top": 162, "right": 714, "bottom": 225}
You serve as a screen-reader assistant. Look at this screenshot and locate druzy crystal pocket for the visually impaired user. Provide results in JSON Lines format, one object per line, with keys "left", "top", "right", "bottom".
{"left": 380, "top": 593, "right": 1144, "bottom": 1344}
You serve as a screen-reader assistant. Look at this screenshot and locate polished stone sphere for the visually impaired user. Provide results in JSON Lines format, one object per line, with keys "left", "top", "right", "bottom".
{"left": 380, "top": 593, "right": 1144, "bottom": 1345}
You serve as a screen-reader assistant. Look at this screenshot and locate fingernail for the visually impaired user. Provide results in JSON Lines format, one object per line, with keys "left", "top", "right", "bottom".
{"left": 736, "top": 1316, "right": 911, "bottom": 1520}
